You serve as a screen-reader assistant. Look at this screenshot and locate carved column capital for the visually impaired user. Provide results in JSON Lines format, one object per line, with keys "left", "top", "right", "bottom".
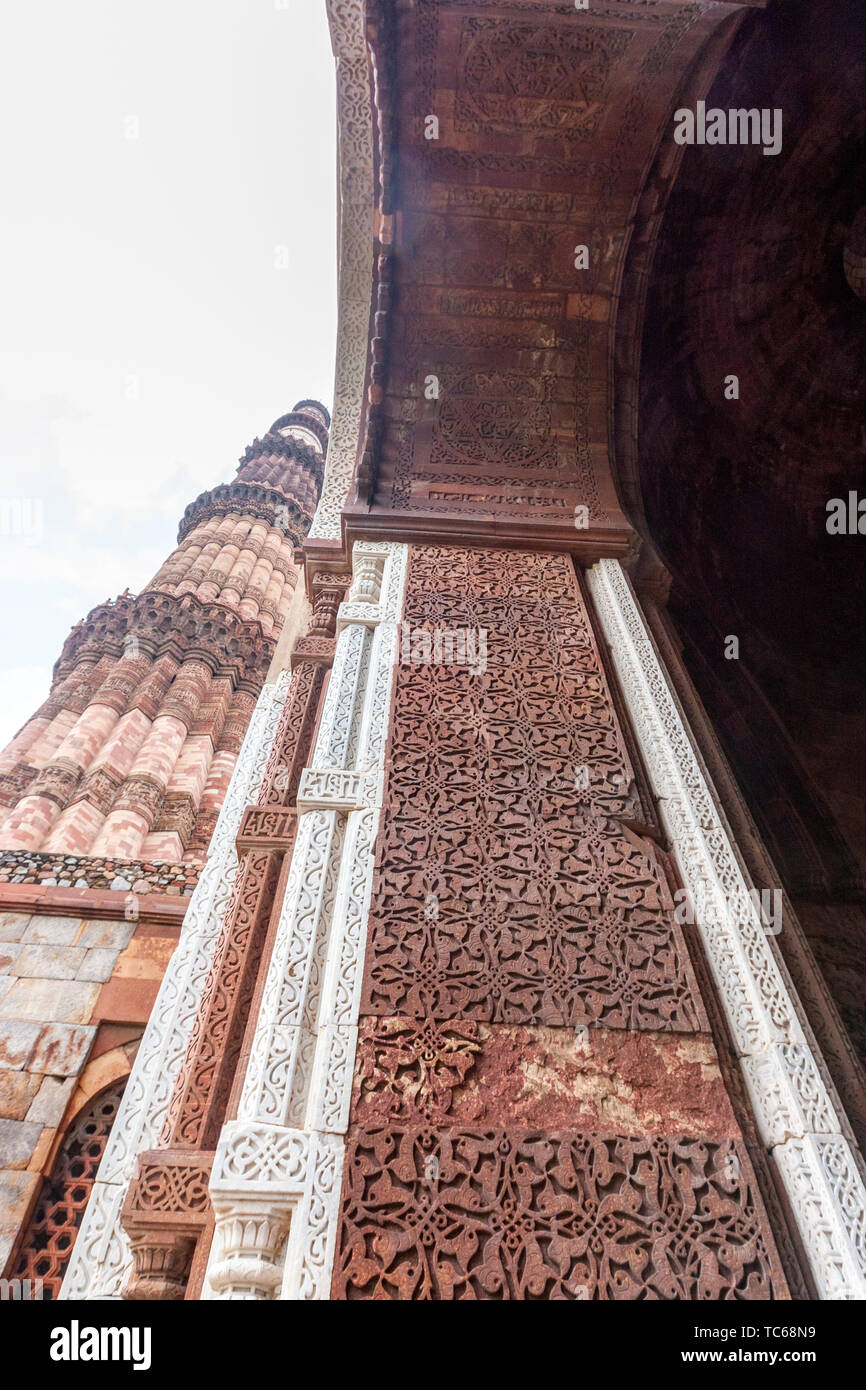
{"left": 121, "top": 1149, "right": 213, "bottom": 1301}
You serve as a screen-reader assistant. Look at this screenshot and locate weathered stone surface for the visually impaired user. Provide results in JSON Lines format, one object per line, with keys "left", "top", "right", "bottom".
{"left": 0, "top": 1118, "right": 43, "bottom": 1168}
{"left": 0, "top": 914, "right": 31, "bottom": 942}
{"left": 112, "top": 933, "right": 176, "bottom": 980}
{"left": 352, "top": 1018, "right": 737, "bottom": 1137}
{"left": 0, "top": 1169, "right": 40, "bottom": 1271}
{"left": 0, "top": 978, "right": 100, "bottom": 1024}
{"left": 13, "top": 944, "right": 87, "bottom": 980}
{"left": 92, "top": 976, "right": 161, "bottom": 1026}
{"left": 0, "top": 1022, "right": 40, "bottom": 1071}
{"left": 0, "top": 942, "right": 25, "bottom": 973}
{"left": 27, "top": 1023, "right": 95, "bottom": 1075}
{"left": 78, "top": 920, "right": 136, "bottom": 950}
{"left": 0, "top": 1069, "right": 42, "bottom": 1121}
{"left": 25, "top": 1075, "right": 76, "bottom": 1127}
{"left": 21, "top": 916, "right": 82, "bottom": 946}
{"left": 76, "top": 948, "right": 119, "bottom": 982}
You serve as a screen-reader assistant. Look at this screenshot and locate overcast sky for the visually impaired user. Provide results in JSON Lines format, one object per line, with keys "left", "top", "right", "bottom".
{"left": 0, "top": 0, "right": 337, "bottom": 749}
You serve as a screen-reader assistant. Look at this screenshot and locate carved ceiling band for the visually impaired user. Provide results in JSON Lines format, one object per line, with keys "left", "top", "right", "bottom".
{"left": 309, "top": 0, "right": 376, "bottom": 542}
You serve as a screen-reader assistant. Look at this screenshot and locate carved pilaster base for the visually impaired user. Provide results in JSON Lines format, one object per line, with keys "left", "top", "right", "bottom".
{"left": 120, "top": 1148, "right": 213, "bottom": 1301}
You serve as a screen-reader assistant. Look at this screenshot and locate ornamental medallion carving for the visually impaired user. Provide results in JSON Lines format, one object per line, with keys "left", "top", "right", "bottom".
{"left": 456, "top": 19, "right": 631, "bottom": 137}
{"left": 431, "top": 371, "right": 557, "bottom": 472}
{"left": 354, "top": 1017, "right": 481, "bottom": 1125}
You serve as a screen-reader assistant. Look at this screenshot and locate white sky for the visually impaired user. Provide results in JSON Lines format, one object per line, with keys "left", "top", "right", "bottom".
{"left": 0, "top": 0, "right": 338, "bottom": 749}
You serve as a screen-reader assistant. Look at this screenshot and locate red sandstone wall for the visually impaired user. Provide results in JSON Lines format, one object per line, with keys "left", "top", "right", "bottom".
{"left": 332, "top": 546, "right": 797, "bottom": 1299}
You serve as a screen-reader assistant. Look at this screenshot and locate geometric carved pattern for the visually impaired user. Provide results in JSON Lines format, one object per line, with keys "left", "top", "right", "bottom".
{"left": 334, "top": 1129, "right": 784, "bottom": 1300}
{"left": 135, "top": 1158, "right": 212, "bottom": 1216}
{"left": 362, "top": 546, "right": 705, "bottom": 1032}
{"left": 121, "top": 1150, "right": 216, "bottom": 1300}
{"left": 432, "top": 371, "right": 557, "bottom": 472}
{"left": 456, "top": 19, "right": 631, "bottom": 137}
{"left": 11, "top": 1083, "right": 126, "bottom": 1300}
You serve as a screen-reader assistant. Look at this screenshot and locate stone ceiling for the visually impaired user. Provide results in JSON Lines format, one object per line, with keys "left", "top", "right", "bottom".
{"left": 635, "top": 0, "right": 866, "bottom": 898}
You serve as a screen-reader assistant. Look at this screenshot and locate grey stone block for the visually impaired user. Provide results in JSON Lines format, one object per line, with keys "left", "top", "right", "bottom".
{"left": 0, "top": 914, "right": 31, "bottom": 942}
{"left": 78, "top": 919, "right": 136, "bottom": 950}
{"left": 0, "top": 1117, "right": 42, "bottom": 1169}
{"left": 0, "top": 943, "right": 25, "bottom": 974}
{"left": 0, "top": 1070, "right": 42, "bottom": 1121}
{"left": 0, "top": 978, "right": 100, "bottom": 1024}
{"left": 25, "top": 1075, "right": 76, "bottom": 1127}
{"left": 0, "top": 1169, "right": 40, "bottom": 1271}
{"left": 28, "top": 1024, "right": 96, "bottom": 1075}
{"left": 22, "top": 916, "right": 83, "bottom": 945}
{"left": 0, "top": 1022, "right": 39, "bottom": 1070}
{"left": 14, "top": 944, "right": 87, "bottom": 980}
{"left": 76, "top": 948, "right": 118, "bottom": 982}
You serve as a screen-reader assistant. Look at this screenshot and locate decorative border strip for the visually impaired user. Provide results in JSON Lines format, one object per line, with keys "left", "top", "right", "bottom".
{"left": 586, "top": 558, "right": 866, "bottom": 1299}
{"left": 309, "top": 0, "right": 373, "bottom": 541}
{"left": 205, "top": 541, "right": 408, "bottom": 1299}
{"left": 59, "top": 672, "right": 292, "bottom": 1299}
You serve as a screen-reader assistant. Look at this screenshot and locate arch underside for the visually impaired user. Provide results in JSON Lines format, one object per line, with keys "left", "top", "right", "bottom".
{"left": 322, "top": 0, "right": 866, "bottom": 1073}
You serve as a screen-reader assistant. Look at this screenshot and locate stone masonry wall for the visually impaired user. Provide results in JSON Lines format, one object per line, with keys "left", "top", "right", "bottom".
{"left": 0, "top": 907, "right": 180, "bottom": 1277}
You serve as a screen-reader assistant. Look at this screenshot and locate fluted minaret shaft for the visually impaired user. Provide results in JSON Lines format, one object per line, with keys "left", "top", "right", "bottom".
{"left": 0, "top": 401, "right": 328, "bottom": 862}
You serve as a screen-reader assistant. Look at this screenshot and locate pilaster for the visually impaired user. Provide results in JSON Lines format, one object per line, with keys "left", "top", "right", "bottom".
{"left": 204, "top": 542, "right": 408, "bottom": 1299}
{"left": 586, "top": 558, "right": 866, "bottom": 1299}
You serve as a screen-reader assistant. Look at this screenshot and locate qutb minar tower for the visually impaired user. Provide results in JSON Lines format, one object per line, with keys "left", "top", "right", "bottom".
{"left": 0, "top": 401, "right": 328, "bottom": 863}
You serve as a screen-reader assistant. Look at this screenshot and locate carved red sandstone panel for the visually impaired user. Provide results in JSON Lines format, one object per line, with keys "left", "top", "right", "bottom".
{"left": 334, "top": 1128, "right": 785, "bottom": 1301}
{"left": 362, "top": 547, "right": 704, "bottom": 1032}
{"left": 159, "top": 849, "right": 282, "bottom": 1151}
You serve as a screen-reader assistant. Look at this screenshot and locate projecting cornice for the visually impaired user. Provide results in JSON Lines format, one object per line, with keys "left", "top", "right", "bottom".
{"left": 236, "top": 429, "right": 326, "bottom": 488}
{"left": 54, "top": 590, "right": 276, "bottom": 693}
{"left": 177, "top": 481, "right": 312, "bottom": 548}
